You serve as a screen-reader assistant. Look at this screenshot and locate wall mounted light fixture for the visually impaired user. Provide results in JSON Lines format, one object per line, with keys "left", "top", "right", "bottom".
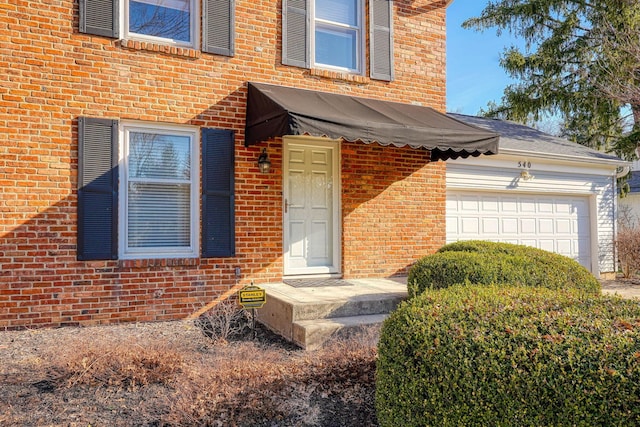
{"left": 257, "top": 148, "right": 271, "bottom": 173}
{"left": 520, "top": 170, "right": 534, "bottom": 181}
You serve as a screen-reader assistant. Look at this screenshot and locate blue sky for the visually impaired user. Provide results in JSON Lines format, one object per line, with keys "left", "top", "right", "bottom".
{"left": 446, "top": 0, "right": 524, "bottom": 115}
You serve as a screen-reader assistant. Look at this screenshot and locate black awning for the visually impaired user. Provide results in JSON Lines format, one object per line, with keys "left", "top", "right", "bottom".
{"left": 244, "top": 82, "right": 499, "bottom": 161}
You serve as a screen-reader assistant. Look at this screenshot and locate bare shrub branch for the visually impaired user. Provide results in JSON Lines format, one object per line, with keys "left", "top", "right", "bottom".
{"left": 195, "top": 298, "right": 251, "bottom": 343}
{"left": 616, "top": 222, "right": 640, "bottom": 278}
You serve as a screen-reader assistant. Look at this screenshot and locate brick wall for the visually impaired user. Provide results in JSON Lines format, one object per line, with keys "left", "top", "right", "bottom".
{"left": 342, "top": 141, "right": 446, "bottom": 278}
{"left": 0, "top": 0, "right": 448, "bottom": 329}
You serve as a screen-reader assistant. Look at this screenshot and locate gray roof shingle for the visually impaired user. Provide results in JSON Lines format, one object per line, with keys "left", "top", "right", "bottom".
{"left": 448, "top": 113, "right": 622, "bottom": 164}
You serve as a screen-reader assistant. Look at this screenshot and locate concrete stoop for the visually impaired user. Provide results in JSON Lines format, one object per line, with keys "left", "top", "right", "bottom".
{"left": 255, "top": 278, "right": 408, "bottom": 350}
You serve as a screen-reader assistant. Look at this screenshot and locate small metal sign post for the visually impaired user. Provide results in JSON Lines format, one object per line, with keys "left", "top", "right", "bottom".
{"left": 238, "top": 282, "right": 266, "bottom": 339}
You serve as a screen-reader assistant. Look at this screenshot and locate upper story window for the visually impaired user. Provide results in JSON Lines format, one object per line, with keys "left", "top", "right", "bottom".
{"left": 126, "top": 0, "right": 195, "bottom": 46}
{"left": 79, "top": 0, "right": 234, "bottom": 56}
{"left": 314, "top": 0, "right": 362, "bottom": 72}
{"left": 282, "top": 0, "right": 394, "bottom": 81}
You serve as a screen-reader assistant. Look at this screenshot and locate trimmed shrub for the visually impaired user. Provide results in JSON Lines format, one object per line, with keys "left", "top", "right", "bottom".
{"left": 437, "top": 239, "right": 526, "bottom": 256}
{"left": 376, "top": 285, "right": 640, "bottom": 427}
{"left": 408, "top": 240, "right": 600, "bottom": 298}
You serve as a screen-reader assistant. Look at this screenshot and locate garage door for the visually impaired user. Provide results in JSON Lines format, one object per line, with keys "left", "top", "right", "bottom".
{"left": 446, "top": 192, "right": 592, "bottom": 270}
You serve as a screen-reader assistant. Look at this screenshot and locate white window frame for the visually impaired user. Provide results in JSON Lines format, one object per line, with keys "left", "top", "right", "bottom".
{"left": 118, "top": 121, "right": 200, "bottom": 259}
{"left": 311, "top": 0, "right": 364, "bottom": 74}
{"left": 122, "top": 0, "right": 199, "bottom": 48}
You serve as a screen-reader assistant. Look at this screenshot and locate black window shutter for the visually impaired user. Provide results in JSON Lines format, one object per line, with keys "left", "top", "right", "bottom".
{"left": 282, "top": 0, "right": 309, "bottom": 68}
{"left": 370, "top": 0, "right": 394, "bottom": 81}
{"left": 77, "top": 117, "right": 118, "bottom": 261}
{"left": 202, "top": 0, "right": 235, "bottom": 56}
{"left": 202, "top": 129, "right": 235, "bottom": 258}
{"left": 79, "top": 0, "right": 119, "bottom": 38}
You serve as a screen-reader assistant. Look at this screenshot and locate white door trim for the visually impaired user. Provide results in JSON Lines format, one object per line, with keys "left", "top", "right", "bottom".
{"left": 283, "top": 136, "right": 342, "bottom": 276}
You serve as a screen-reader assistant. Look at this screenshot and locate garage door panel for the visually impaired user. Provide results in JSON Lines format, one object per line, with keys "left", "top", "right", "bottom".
{"left": 502, "top": 199, "right": 518, "bottom": 212}
{"left": 461, "top": 217, "right": 480, "bottom": 234}
{"left": 520, "top": 239, "right": 537, "bottom": 247}
{"left": 482, "top": 218, "right": 500, "bottom": 234}
{"left": 537, "top": 200, "right": 554, "bottom": 213}
{"left": 482, "top": 198, "right": 499, "bottom": 211}
{"left": 446, "top": 218, "right": 458, "bottom": 235}
{"left": 461, "top": 198, "right": 480, "bottom": 211}
{"left": 502, "top": 218, "right": 518, "bottom": 234}
{"left": 579, "top": 201, "right": 588, "bottom": 211}
{"left": 447, "top": 192, "right": 592, "bottom": 271}
{"left": 555, "top": 239, "right": 573, "bottom": 256}
{"left": 538, "top": 218, "right": 554, "bottom": 234}
{"left": 556, "top": 218, "right": 572, "bottom": 234}
{"left": 577, "top": 238, "right": 590, "bottom": 253}
{"left": 520, "top": 218, "right": 536, "bottom": 233}
{"left": 555, "top": 201, "right": 574, "bottom": 214}
{"left": 520, "top": 200, "right": 536, "bottom": 213}
{"left": 539, "top": 239, "right": 556, "bottom": 253}
{"left": 446, "top": 198, "right": 458, "bottom": 212}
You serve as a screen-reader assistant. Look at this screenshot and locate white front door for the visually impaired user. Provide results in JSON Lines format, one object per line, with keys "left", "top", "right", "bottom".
{"left": 284, "top": 138, "right": 340, "bottom": 276}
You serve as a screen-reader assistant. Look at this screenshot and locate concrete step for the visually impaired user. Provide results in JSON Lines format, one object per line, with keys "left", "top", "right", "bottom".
{"left": 255, "top": 278, "right": 408, "bottom": 349}
{"left": 290, "top": 292, "right": 405, "bottom": 321}
{"left": 293, "top": 314, "right": 389, "bottom": 350}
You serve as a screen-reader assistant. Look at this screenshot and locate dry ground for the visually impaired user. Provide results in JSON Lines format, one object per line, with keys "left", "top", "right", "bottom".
{"left": 600, "top": 276, "right": 640, "bottom": 299}
{"left": 0, "top": 316, "right": 379, "bottom": 427}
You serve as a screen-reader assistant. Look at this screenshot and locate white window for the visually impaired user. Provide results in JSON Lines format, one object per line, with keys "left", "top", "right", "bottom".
{"left": 313, "top": 0, "right": 363, "bottom": 72}
{"left": 125, "top": 0, "right": 197, "bottom": 47}
{"left": 119, "top": 123, "right": 199, "bottom": 259}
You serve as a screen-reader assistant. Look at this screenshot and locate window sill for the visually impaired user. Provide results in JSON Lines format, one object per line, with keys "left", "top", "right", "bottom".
{"left": 310, "top": 68, "right": 369, "bottom": 84}
{"left": 118, "top": 258, "right": 200, "bottom": 269}
{"left": 119, "top": 39, "right": 201, "bottom": 59}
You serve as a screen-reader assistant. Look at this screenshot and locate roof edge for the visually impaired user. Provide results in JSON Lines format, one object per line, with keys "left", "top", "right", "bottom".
{"left": 500, "top": 147, "right": 630, "bottom": 168}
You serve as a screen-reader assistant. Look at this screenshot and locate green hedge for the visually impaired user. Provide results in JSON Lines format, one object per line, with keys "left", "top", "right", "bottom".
{"left": 407, "top": 241, "right": 600, "bottom": 298}
{"left": 376, "top": 285, "right": 640, "bottom": 427}
{"left": 437, "top": 239, "right": 528, "bottom": 255}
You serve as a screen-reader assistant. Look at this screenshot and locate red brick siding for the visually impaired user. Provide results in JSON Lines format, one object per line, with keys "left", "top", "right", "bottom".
{"left": 0, "top": 0, "right": 448, "bottom": 329}
{"left": 341, "top": 141, "right": 446, "bottom": 278}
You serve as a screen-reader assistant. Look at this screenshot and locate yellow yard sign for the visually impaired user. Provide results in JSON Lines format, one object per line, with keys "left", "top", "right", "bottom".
{"left": 238, "top": 284, "right": 266, "bottom": 309}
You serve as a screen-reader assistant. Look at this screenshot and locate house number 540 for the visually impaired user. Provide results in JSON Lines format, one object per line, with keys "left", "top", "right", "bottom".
{"left": 518, "top": 161, "right": 532, "bottom": 169}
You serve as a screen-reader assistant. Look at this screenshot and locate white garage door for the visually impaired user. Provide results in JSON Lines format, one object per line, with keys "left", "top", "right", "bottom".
{"left": 446, "top": 192, "right": 592, "bottom": 270}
